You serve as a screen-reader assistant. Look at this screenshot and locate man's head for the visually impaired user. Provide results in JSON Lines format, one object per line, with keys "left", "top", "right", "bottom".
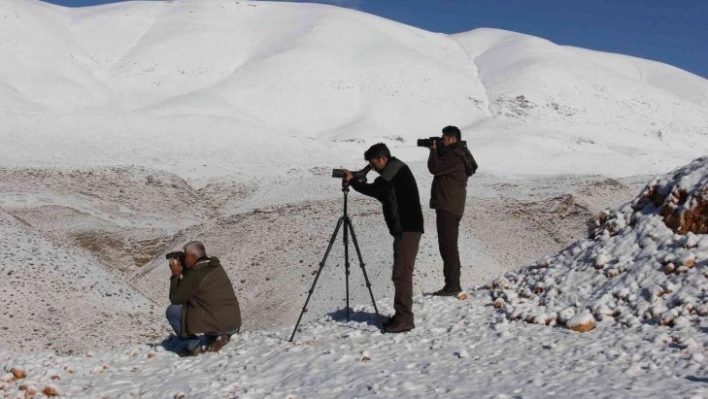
{"left": 441, "top": 125, "right": 461, "bottom": 147}
{"left": 364, "top": 143, "right": 391, "bottom": 172}
{"left": 182, "top": 241, "right": 207, "bottom": 268}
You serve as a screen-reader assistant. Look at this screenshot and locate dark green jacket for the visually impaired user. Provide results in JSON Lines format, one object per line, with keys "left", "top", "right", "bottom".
{"left": 170, "top": 257, "right": 241, "bottom": 335}
{"left": 428, "top": 141, "right": 477, "bottom": 216}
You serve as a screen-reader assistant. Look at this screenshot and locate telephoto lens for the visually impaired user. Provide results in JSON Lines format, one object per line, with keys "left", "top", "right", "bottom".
{"left": 332, "top": 165, "right": 371, "bottom": 181}
{"left": 417, "top": 137, "right": 441, "bottom": 147}
{"left": 165, "top": 251, "right": 185, "bottom": 262}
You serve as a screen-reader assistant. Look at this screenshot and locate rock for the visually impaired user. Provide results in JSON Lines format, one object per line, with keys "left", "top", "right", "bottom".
{"left": 684, "top": 257, "right": 697, "bottom": 268}
{"left": 696, "top": 305, "right": 708, "bottom": 316}
{"left": 11, "top": 367, "right": 26, "bottom": 379}
{"left": 532, "top": 313, "right": 556, "bottom": 326}
{"left": 23, "top": 385, "right": 38, "bottom": 398}
{"left": 493, "top": 298, "right": 505, "bottom": 309}
{"left": 557, "top": 307, "right": 576, "bottom": 325}
{"left": 663, "top": 187, "right": 708, "bottom": 234}
{"left": 664, "top": 263, "right": 676, "bottom": 275}
{"left": 43, "top": 384, "right": 60, "bottom": 397}
{"left": 491, "top": 277, "right": 512, "bottom": 290}
{"left": 567, "top": 311, "right": 596, "bottom": 332}
{"left": 594, "top": 254, "right": 609, "bottom": 269}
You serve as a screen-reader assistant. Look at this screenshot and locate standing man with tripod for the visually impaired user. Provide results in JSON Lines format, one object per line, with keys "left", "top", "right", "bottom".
{"left": 343, "top": 143, "right": 424, "bottom": 333}
{"left": 428, "top": 126, "right": 477, "bottom": 297}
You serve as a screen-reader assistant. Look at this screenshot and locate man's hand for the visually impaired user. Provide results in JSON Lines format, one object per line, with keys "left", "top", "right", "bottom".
{"left": 342, "top": 169, "right": 354, "bottom": 183}
{"left": 169, "top": 258, "right": 183, "bottom": 277}
{"left": 429, "top": 139, "right": 437, "bottom": 151}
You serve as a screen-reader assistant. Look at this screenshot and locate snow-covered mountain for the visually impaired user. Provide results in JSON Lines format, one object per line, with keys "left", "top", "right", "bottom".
{"left": 1, "top": 0, "right": 707, "bottom": 179}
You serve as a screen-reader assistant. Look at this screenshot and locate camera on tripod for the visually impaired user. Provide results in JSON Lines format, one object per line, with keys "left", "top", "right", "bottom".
{"left": 165, "top": 251, "right": 185, "bottom": 265}
{"left": 332, "top": 165, "right": 372, "bottom": 183}
{"left": 417, "top": 137, "right": 442, "bottom": 148}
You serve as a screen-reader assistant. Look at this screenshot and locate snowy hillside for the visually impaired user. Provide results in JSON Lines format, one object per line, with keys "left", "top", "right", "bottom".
{"left": 0, "top": 0, "right": 707, "bottom": 179}
{"left": 491, "top": 157, "right": 708, "bottom": 339}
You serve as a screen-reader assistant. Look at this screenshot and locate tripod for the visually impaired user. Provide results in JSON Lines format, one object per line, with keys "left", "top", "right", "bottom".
{"left": 289, "top": 184, "right": 384, "bottom": 342}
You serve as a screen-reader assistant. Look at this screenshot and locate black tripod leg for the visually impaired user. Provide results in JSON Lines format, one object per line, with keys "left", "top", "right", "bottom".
{"left": 343, "top": 214, "right": 351, "bottom": 322}
{"left": 289, "top": 217, "right": 344, "bottom": 342}
{"left": 345, "top": 217, "right": 385, "bottom": 331}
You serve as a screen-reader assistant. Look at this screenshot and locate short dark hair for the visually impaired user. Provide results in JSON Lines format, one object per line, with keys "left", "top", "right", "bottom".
{"left": 442, "top": 126, "right": 461, "bottom": 142}
{"left": 364, "top": 143, "right": 391, "bottom": 161}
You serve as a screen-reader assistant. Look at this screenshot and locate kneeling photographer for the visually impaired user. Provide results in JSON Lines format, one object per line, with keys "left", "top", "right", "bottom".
{"left": 165, "top": 241, "right": 241, "bottom": 356}
{"left": 422, "top": 126, "right": 477, "bottom": 297}
{"left": 342, "top": 143, "right": 424, "bottom": 333}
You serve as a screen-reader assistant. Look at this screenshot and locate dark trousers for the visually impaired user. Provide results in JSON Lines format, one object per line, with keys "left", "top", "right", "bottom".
{"left": 165, "top": 305, "right": 239, "bottom": 352}
{"left": 436, "top": 209, "right": 462, "bottom": 292}
{"left": 166, "top": 304, "right": 201, "bottom": 351}
{"left": 392, "top": 232, "right": 421, "bottom": 325}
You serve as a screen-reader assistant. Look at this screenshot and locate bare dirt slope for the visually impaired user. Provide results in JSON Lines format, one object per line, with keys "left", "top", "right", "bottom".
{"left": 0, "top": 166, "right": 646, "bottom": 353}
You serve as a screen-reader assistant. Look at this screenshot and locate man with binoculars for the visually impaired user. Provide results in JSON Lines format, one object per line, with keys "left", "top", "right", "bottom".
{"left": 165, "top": 241, "right": 241, "bottom": 356}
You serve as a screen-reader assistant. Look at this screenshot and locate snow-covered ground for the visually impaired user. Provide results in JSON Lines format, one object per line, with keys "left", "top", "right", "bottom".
{"left": 1, "top": 289, "right": 707, "bottom": 398}
{"left": 1, "top": 0, "right": 708, "bottom": 397}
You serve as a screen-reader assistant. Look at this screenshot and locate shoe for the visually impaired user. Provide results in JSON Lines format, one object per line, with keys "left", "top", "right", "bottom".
{"left": 432, "top": 288, "right": 459, "bottom": 297}
{"left": 385, "top": 322, "right": 415, "bottom": 334}
{"left": 206, "top": 335, "right": 231, "bottom": 353}
{"left": 382, "top": 316, "right": 397, "bottom": 329}
{"left": 177, "top": 344, "right": 205, "bottom": 357}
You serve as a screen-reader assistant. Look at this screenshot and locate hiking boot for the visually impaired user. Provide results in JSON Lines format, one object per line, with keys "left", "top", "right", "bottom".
{"left": 206, "top": 335, "right": 231, "bottom": 353}
{"left": 382, "top": 316, "right": 397, "bottom": 329}
{"left": 177, "top": 344, "right": 205, "bottom": 357}
{"left": 432, "top": 288, "right": 459, "bottom": 297}
{"left": 385, "top": 322, "right": 415, "bottom": 334}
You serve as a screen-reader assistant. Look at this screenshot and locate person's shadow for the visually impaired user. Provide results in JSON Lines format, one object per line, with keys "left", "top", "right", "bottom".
{"left": 327, "top": 308, "right": 388, "bottom": 328}
{"left": 686, "top": 375, "right": 708, "bottom": 383}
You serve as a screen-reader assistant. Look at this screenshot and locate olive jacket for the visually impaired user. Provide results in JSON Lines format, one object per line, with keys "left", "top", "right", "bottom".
{"left": 428, "top": 141, "right": 477, "bottom": 216}
{"left": 169, "top": 257, "right": 241, "bottom": 335}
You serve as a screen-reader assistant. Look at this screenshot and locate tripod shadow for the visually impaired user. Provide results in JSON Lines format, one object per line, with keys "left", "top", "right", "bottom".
{"left": 328, "top": 308, "right": 388, "bottom": 327}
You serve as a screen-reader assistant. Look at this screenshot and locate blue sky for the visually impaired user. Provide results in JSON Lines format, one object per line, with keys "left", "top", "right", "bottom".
{"left": 42, "top": 0, "right": 708, "bottom": 78}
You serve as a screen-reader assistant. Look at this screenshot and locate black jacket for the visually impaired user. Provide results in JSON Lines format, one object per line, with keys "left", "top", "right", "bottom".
{"left": 350, "top": 157, "right": 424, "bottom": 236}
{"left": 428, "top": 141, "right": 477, "bottom": 216}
